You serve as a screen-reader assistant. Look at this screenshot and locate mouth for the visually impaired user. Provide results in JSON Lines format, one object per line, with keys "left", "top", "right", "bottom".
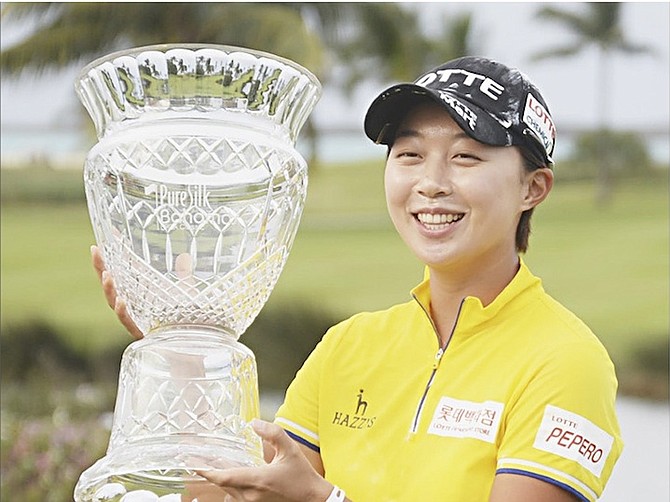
{"left": 415, "top": 211, "right": 465, "bottom": 230}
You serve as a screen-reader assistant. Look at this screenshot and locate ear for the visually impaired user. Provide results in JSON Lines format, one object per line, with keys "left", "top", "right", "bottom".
{"left": 522, "top": 168, "right": 554, "bottom": 211}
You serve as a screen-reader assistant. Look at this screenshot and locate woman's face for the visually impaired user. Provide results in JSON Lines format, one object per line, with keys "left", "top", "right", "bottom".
{"left": 384, "top": 101, "right": 541, "bottom": 275}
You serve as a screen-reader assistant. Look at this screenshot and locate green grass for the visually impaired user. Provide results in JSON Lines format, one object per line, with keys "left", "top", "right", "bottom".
{"left": 526, "top": 179, "right": 669, "bottom": 369}
{"left": 0, "top": 203, "right": 124, "bottom": 353}
{"left": 1, "top": 165, "right": 668, "bottom": 393}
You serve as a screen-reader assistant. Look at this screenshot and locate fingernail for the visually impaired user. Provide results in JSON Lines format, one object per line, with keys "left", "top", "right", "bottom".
{"left": 250, "top": 418, "right": 266, "bottom": 432}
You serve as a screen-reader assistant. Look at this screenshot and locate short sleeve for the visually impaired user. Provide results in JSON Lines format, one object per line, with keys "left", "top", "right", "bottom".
{"left": 496, "top": 339, "right": 624, "bottom": 502}
{"left": 274, "top": 322, "right": 344, "bottom": 452}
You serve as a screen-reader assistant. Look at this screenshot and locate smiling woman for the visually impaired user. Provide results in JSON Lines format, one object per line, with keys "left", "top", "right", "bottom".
{"left": 383, "top": 103, "right": 552, "bottom": 287}
{"left": 182, "top": 56, "right": 624, "bottom": 502}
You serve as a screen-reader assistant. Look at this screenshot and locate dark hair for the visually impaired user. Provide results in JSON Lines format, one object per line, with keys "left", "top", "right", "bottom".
{"left": 516, "top": 146, "right": 549, "bottom": 254}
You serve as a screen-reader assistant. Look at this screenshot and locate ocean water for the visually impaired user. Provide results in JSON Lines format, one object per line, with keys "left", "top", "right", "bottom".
{"left": 1, "top": 127, "right": 668, "bottom": 167}
{"left": 0, "top": 128, "right": 384, "bottom": 166}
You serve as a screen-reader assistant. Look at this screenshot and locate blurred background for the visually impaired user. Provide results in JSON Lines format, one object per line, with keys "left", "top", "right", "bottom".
{"left": 1, "top": 2, "right": 668, "bottom": 501}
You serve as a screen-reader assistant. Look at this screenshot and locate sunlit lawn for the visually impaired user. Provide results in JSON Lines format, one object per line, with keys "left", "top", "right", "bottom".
{"left": 1, "top": 164, "right": 668, "bottom": 381}
{"left": 526, "top": 178, "right": 669, "bottom": 367}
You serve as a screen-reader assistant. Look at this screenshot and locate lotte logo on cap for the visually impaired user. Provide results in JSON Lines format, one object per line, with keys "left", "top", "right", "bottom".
{"left": 415, "top": 68, "right": 505, "bottom": 102}
{"left": 523, "top": 93, "right": 556, "bottom": 156}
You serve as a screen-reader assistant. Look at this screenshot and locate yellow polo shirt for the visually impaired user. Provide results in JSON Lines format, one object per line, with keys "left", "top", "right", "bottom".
{"left": 275, "top": 262, "right": 623, "bottom": 501}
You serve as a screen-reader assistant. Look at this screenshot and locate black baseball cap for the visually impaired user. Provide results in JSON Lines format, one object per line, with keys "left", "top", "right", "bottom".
{"left": 364, "top": 56, "right": 556, "bottom": 166}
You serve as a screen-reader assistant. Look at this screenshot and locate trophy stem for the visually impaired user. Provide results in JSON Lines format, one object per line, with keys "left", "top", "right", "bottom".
{"left": 75, "top": 326, "right": 263, "bottom": 501}
{"left": 74, "top": 44, "right": 322, "bottom": 501}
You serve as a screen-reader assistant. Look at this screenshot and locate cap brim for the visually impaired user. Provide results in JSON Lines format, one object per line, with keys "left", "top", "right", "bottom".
{"left": 364, "top": 83, "right": 511, "bottom": 148}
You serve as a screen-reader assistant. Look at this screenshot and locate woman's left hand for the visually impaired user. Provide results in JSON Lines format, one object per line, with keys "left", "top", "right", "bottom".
{"left": 198, "top": 419, "right": 334, "bottom": 502}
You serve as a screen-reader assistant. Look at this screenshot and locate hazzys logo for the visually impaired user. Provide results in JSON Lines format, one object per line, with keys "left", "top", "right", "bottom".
{"left": 332, "top": 389, "right": 377, "bottom": 430}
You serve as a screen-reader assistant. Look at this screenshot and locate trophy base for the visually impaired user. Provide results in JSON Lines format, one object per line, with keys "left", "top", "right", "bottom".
{"left": 74, "top": 326, "right": 264, "bottom": 501}
{"left": 74, "top": 436, "right": 262, "bottom": 501}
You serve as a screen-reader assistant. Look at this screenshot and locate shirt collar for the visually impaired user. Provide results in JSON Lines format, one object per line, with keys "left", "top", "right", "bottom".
{"left": 411, "top": 258, "right": 543, "bottom": 332}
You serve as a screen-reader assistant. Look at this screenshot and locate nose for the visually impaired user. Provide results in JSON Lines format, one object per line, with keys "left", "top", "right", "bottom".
{"left": 416, "top": 157, "right": 452, "bottom": 198}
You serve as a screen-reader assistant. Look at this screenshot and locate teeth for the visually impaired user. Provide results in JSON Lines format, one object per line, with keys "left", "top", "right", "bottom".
{"left": 417, "top": 213, "right": 463, "bottom": 225}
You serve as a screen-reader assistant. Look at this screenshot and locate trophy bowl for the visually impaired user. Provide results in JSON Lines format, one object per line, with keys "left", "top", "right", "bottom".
{"left": 73, "top": 44, "right": 321, "bottom": 501}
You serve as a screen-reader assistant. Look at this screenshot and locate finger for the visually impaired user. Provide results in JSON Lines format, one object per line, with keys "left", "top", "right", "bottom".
{"left": 114, "top": 297, "right": 144, "bottom": 340}
{"left": 183, "top": 479, "right": 231, "bottom": 501}
{"left": 262, "top": 437, "right": 277, "bottom": 463}
{"left": 251, "top": 420, "right": 295, "bottom": 459}
{"left": 175, "top": 253, "right": 198, "bottom": 295}
{"left": 175, "top": 253, "right": 193, "bottom": 280}
{"left": 91, "top": 245, "right": 106, "bottom": 282}
{"left": 101, "top": 270, "right": 117, "bottom": 309}
{"left": 195, "top": 467, "right": 259, "bottom": 491}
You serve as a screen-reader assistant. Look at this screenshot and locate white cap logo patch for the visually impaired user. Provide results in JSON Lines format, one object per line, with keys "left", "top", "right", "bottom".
{"left": 523, "top": 93, "right": 556, "bottom": 156}
{"left": 533, "top": 405, "right": 614, "bottom": 477}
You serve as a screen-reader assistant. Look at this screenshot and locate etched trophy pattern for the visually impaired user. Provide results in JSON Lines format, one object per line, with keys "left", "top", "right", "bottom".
{"left": 86, "top": 136, "right": 304, "bottom": 336}
{"left": 73, "top": 45, "right": 321, "bottom": 501}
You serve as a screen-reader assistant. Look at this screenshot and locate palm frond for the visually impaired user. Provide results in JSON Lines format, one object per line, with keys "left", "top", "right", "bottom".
{"left": 1, "top": 3, "right": 325, "bottom": 76}
{"left": 613, "top": 40, "right": 657, "bottom": 56}
{"left": 530, "top": 43, "right": 586, "bottom": 62}
{"left": 429, "top": 12, "right": 476, "bottom": 65}
{"left": 1, "top": 4, "right": 126, "bottom": 75}
{"left": 535, "top": 6, "right": 592, "bottom": 35}
{"left": 531, "top": 2, "right": 653, "bottom": 62}
{"left": 591, "top": 3, "right": 621, "bottom": 35}
{"left": 1, "top": 23, "right": 119, "bottom": 75}
{"left": 1, "top": 2, "right": 56, "bottom": 21}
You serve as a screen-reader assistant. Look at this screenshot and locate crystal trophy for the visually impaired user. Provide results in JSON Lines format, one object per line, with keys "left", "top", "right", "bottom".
{"left": 73, "top": 44, "right": 321, "bottom": 501}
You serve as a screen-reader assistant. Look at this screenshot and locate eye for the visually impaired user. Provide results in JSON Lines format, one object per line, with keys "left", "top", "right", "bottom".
{"left": 390, "top": 144, "right": 421, "bottom": 161}
{"left": 453, "top": 152, "right": 482, "bottom": 164}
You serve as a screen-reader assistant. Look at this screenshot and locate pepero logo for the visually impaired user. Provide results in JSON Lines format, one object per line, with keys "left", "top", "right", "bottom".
{"left": 533, "top": 405, "right": 613, "bottom": 476}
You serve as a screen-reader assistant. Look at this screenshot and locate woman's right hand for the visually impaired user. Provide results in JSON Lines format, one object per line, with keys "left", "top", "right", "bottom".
{"left": 91, "top": 245, "right": 144, "bottom": 340}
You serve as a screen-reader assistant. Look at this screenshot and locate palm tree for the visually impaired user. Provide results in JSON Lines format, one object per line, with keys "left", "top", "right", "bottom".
{"left": 531, "top": 2, "right": 654, "bottom": 204}
{"left": 0, "top": 3, "right": 324, "bottom": 74}
{"left": 291, "top": 4, "right": 475, "bottom": 92}
{"left": 1, "top": 2, "right": 477, "bottom": 95}
{"left": 281, "top": 4, "right": 476, "bottom": 160}
{"left": 1, "top": 2, "right": 327, "bottom": 161}
{"left": 1, "top": 3, "right": 476, "bottom": 165}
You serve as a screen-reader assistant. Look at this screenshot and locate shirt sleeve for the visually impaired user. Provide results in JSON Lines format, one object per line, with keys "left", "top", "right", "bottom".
{"left": 274, "top": 322, "right": 344, "bottom": 452}
{"left": 496, "top": 338, "right": 624, "bottom": 502}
